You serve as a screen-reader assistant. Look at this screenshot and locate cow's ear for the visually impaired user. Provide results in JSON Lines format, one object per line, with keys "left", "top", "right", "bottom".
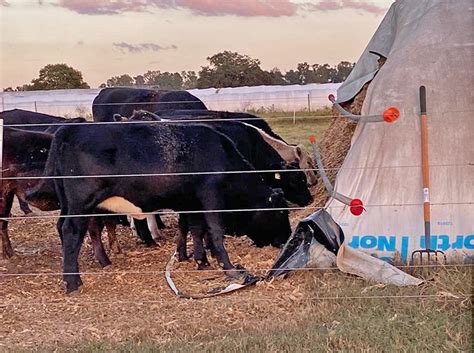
{"left": 274, "top": 172, "right": 281, "bottom": 180}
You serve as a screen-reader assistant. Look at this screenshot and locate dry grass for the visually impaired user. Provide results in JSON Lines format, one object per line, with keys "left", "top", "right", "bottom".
{"left": 1, "top": 108, "right": 472, "bottom": 351}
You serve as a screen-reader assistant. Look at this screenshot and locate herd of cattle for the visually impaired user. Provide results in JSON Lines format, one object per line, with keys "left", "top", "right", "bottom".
{"left": 1, "top": 87, "right": 318, "bottom": 293}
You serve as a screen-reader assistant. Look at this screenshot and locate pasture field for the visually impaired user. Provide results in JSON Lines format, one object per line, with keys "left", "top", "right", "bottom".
{"left": 0, "top": 114, "right": 472, "bottom": 352}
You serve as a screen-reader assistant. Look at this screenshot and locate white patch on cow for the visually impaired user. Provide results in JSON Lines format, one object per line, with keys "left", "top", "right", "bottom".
{"left": 97, "top": 196, "right": 146, "bottom": 220}
{"left": 146, "top": 215, "right": 162, "bottom": 240}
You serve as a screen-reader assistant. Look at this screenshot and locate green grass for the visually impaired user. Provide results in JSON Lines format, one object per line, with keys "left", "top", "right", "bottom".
{"left": 258, "top": 108, "right": 333, "bottom": 150}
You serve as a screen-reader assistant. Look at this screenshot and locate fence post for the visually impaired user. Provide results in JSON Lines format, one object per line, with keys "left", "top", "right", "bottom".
{"left": 293, "top": 109, "right": 296, "bottom": 125}
{"left": 1, "top": 95, "right": 4, "bottom": 111}
{"left": 0, "top": 118, "right": 3, "bottom": 202}
{"left": 307, "top": 93, "right": 311, "bottom": 112}
{"left": 34, "top": 101, "right": 37, "bottom": 112}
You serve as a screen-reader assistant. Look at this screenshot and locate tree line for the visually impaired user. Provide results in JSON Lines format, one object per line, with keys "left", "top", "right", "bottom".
{"left": 4, "top": 51, "right": 354, "bottom": 92}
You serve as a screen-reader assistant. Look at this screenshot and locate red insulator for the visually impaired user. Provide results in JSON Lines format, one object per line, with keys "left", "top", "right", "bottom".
{"left": 383, "top": 107, "right": 400, "bottom": 123}
{"left": 350, "top": 198, "right": 364, "bottom": 216}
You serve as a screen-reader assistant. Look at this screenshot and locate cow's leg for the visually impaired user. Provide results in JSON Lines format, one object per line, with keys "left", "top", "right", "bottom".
{"left": 134, "top": 218, "right": 157, "bottom": 247}
{"left": 87, "top": 217, "right": 112, "bottom": 267}
{"left": 197, "top": 189, "right": 234, "bottom": 271}
{"left": 204, "top": 233, "right": 217, "bottom": 258}
{"left": 146, "top": 214, "right": 163, "bottom": 241}
{"left": 105, "top": 218, "right": 121, "bottom": 254}
{"left": 203, "top": 212, "right": 234, "bottom": 271}
{"left": 189, "top": 220, "right": 210, "bottom": 270}
{"left": 61, "top": 214, "right": 88, "bottom": 293}
{"left": 156, "top": 215, "right": 166, "bottom": 229}
{"left": 177, "top": 215, "right": 189, "bottom": 261}
{"left": 18, "top": 197, "right": 33, "bottom": 215}
{"left": 1, "top": 192, "right": 15, "bottom": 258}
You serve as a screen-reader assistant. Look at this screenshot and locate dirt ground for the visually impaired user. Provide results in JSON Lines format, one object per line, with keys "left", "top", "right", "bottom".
{"left": 0, "top": 199, "right": 315, "bottom": 349}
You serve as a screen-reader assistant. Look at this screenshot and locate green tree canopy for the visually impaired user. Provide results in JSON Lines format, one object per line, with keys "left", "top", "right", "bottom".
{"left": 25, "top": 64, "right": 90, "bottom": 90}
{"left": 106, "top": 74, "right": 134, "bottom": 87}
{"left": 197, "top": 51, "right": 273, "bottom": 89}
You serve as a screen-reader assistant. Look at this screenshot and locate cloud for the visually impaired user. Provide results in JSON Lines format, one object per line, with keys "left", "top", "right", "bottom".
{"left": 304, "top": 0, "right": 386, "bottom": 15}
{"left": 113, "top": 42, "right": 178, "bottom": 53}
{"left": 56, "top": 0, "right": 295, "bottom": 16}
{"left": 176, "top": 0, "right": 296, "bottom": 17}
{"left": 56, "top": 0, "right": 386, "bottom": 17}
{"left": 1, "top": 0, "right": 10, "bottom": 6}
{"left": 77, "top": 40, "right": 84, "bottom": 46}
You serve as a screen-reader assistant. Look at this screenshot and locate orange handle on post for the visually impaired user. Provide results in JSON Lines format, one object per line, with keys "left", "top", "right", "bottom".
{"left": 419, "top": 86, "right": 431, "bottom": 250}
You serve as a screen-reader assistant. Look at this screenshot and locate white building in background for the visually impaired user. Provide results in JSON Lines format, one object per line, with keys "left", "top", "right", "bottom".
{"left": 0, "top": 83, "right": 341, "bottom": 117}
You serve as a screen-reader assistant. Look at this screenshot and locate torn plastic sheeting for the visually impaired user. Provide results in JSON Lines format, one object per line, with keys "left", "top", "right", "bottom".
{"left": 267, "top": 209, "right": 344, "bottom": 279}
{"left": 165, "top": 251, "right": 261, "bottom": 299}
{"left": 267, "top": 209, "right": 423, "bottom": 287}
{"left": 336, "top": 244, "right": 423, "bottom": 286}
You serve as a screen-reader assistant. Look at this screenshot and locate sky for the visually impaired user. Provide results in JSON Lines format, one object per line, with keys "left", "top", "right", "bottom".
{"left": 0, "top": 0, "right": 394, "bottom": 88}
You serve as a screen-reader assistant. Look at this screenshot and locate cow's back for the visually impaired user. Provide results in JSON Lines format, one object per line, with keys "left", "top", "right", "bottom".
{"left": 156, "top": 91, "right": 207, "bottom": 111}
{"left": 0, "top": 109, "right": 65, "bottom": 132}
{"left": 155, "top": 109, "right": 286, "bottom": 142}
{"left": 92, "top": 88, "right": 166, "bottom": 122}
{"left": 92, "top": 88, "right": 206, "bottom": 122}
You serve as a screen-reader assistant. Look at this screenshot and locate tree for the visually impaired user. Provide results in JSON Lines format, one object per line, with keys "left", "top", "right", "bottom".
{"left": 3, "top": 87, "right": 14, "bottom": 92}
{"left": 312, "top": 64, "right": 337, "bottom": 83}
{"left": 142, "top": 70, "right": 183, "bottom": 89}
{"left": 134, "top": 75, "right": 145, "bottom": 86}
{"left": 181, "top": 71, "right": 198, "bottom": 89}
{"left": 284, "top": 69, "right": 300, "bottom": 85}
{"left": 197, "top": 51, "right": 272, "bottom": 89}
{"left": 332, "top": 61, "right": 355, "bottom": 83}
{"left": 265, "top": 68, "right": 286, "bottom": 85}
{"left": 106, "top": 74, "right": 134, "bottom": 87}
{"left": 26, "top": 64, "right": 90, "bottom": 90}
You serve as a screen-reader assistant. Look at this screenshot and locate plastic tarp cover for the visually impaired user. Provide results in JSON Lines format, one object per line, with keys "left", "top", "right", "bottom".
{"left": 268, "top": 209, "right": 344, "bottom": 278}
{"left": 328, "top": 0, "right": 474, "bottom": 263}
{"left": 269, "top": 209, "right": 422, "bottom": 286}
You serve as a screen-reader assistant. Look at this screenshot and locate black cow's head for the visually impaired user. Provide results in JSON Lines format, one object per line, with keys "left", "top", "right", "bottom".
{"left": 244, "top": 188, "right": 291, "bottom": 248}
{"left": 272, "top": 161, "right": 313, "bottom": 207}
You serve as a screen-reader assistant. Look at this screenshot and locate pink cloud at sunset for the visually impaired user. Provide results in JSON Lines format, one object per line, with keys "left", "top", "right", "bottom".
{"left": 50, "top": 0, "right": 385, "bottom": 17}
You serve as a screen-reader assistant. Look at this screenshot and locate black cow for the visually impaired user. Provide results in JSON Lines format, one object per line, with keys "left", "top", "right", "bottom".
{"left": 0, "top": 127, "right": 54, "bottom": 257}
{"left": 92, "top": 87, "right": 207, "bottom": 122}
{"left": 154, "top": 109, "right": 285, "bottom": 141}
{"left": 153, "top": 109, "right": 319, "bottom": 186}
{"left": 0, "top": 109, "right": 84, "bottom": 215}
{"left": 0, "top": 109, "right": 74, "bottom": 257}
{"left": 0, "top": 110, "right": 120, "bottom": 263}
{"left": 127, "top": 110, "right": 313, "bottom": 207}
{"left": 0, "top": 109, "right": 67, "bottom": 132}
{"left": 26, "top": 122, "right": 291, "bottom": 293}
{"left": 125, "top": 111, "right": 312, "bottom": 266}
